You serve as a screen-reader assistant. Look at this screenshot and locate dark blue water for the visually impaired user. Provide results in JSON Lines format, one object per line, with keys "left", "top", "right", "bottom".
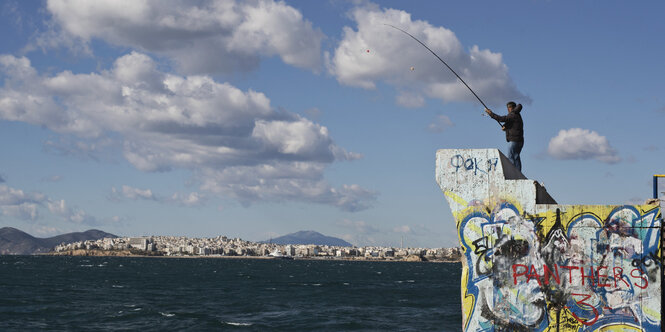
{"left": 0, "top": 256, "right": 462, "bottom": 331}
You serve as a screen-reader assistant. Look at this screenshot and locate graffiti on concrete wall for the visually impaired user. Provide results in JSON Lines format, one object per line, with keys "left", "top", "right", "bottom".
{"left": 457, "top": 199, "right": 661, "bottom": 331}
{"left": 450, "top": 154, "right": 499, "bottom": 176}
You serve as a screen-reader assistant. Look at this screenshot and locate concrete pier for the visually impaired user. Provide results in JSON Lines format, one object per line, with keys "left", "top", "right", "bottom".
{"left": 436, "top": 149, "right": 662, "bottom": 331}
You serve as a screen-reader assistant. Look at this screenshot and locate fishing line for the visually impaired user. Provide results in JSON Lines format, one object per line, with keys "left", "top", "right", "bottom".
{"left": 384, "top": 24, "right": 501, "bottom": 126}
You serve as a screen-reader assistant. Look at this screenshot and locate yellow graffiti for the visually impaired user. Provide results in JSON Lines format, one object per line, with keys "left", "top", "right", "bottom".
{"left": 445, "top": 190, "right": 468, "bottom": 207}
{"left": 459, "top": 262, "right": 475, "bottom": 330}
{"left": 455, "top": 198, "right": 662, "bottom": 332}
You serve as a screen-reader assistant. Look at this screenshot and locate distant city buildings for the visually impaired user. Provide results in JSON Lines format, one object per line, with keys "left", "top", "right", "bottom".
{"left": 53, "top": 235, "right": 462, "bottom": 262}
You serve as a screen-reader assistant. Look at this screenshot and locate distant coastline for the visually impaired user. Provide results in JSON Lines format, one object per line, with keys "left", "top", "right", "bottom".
{"left": 2, "top": 227, "right": 462, "bottom": 262}
{"left": 43, "top": 248, "right": 461, "bottom": 263}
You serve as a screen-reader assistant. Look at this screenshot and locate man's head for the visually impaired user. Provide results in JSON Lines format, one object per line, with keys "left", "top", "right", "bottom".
{"left": 506, "top": 101, "right": 516, "bottom": 112}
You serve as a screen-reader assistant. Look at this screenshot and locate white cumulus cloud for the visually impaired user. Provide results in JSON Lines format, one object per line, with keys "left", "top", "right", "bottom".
{"left": 111, "top": 185, "right": 206, "bottom": 207}
{"left": 169, "top": 192, "right": 205, "bottom": 207}
{"left": 327, "top": 4, "right": 529, "bottom": 107}
{"left": 547, "top": 128, "right": 621, "bottom": 164}
{"left": 0, "top": 52, "right": 374, "bottom": 211}
{"left": 0, "top": 185, "right": 45, "bottom": 221}
{"left": 0, "top": 184, "right": 98, "bottom": 224}
{"left": 119, "top": 185, "right": 155, "bottom": 200}
{"left": 42, "top": 0, "right": 324, "bottom": 74}
{"left": 47, "top": 199, "right": 96, "bottom": 224}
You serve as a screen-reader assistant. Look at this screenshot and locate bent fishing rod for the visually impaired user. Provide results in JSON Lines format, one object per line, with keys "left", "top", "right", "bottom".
{"left": 384, "top": 24, "right": 502, "bottom": 127}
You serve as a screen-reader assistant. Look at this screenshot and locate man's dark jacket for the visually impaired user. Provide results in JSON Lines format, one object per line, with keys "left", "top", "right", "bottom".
{"left": 489, "top": 104, "right": 523, "bottom": 142}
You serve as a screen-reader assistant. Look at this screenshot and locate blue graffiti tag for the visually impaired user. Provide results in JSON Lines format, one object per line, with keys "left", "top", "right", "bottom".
{"left": 450, "top": 155, "right": 499, "bottom": 175}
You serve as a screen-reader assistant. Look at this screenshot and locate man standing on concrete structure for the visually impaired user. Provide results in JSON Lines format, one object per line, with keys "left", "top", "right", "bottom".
{"left": 485, "top": 102, "right": 524, "bottom": 171}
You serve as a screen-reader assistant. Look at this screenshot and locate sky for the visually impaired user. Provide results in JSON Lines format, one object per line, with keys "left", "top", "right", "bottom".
{"left": 0, "top": 0, "right": 663, "bottom": 248}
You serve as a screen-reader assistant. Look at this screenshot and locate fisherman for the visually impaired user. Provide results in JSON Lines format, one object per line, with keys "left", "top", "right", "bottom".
{"left": 485, "top": 102, "right": 524, "bottom": 171}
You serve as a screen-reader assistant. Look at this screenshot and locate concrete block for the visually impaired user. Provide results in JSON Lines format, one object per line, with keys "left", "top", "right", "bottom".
{"left": 436, "top": 149, "right": 662, "bottom": 331}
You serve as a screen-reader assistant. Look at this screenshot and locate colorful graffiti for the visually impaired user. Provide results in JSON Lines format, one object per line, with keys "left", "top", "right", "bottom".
{"left": 455, "top": 199, "right": 661, "bottom": 331}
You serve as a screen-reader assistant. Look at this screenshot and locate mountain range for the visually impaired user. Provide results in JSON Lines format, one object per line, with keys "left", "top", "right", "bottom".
{"left": 0, "top": 228, "right": 352, "bottom": 255}
{"left": 265, "top": 230, "right": 352, "bottom": 247}
{"left": 0, "top": 227, "right": 117, "bottom": 255}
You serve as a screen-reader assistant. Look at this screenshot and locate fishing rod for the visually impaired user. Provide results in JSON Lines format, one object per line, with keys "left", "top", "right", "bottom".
{"left": 384, "top": 24, "right": 502, "bottom": 126}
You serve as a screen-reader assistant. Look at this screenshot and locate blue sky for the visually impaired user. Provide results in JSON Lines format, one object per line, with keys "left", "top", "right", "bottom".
{"left": 0, "top": 0, "right": 663, "bottom": 248}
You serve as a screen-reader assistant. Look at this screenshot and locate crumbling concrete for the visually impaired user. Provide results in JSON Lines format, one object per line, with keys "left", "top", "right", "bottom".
{"left": 437, "top": 148, "right": 662, "bottom": 331}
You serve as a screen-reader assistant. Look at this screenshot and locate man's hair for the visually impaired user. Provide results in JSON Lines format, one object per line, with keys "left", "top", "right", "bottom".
{"left": 506, "top": 101, "right": 517, "bottom": 108}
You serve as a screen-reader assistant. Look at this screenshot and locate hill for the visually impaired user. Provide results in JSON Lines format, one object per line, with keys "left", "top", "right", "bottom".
{"left": 266, "top": 231, "right": 352, "bottom": 247}
{"left": 0, "top": 227, "right": 117, "bottom": 255}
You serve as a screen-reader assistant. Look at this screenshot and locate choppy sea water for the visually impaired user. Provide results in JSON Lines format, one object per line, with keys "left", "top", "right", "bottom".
{"left": 0, "top": 256, "right": 462, "bottom": 331}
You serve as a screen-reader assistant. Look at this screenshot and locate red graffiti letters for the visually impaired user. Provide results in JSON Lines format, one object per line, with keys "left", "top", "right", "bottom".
{"left": 512, "top": 263, "right": 647, "bottom": 289}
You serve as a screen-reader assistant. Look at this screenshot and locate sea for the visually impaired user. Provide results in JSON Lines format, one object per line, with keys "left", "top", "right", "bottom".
{"left": 0, "top": 256, "right": 462, "bottom": 331}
